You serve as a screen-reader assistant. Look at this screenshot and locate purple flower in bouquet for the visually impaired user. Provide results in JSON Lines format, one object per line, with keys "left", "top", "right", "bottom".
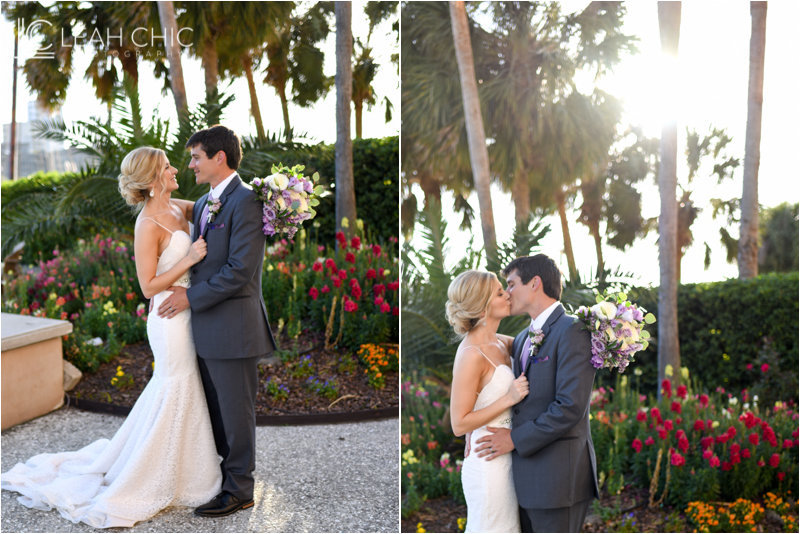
{"left": 573, "top": 292, "right": 655, "bottom": 373}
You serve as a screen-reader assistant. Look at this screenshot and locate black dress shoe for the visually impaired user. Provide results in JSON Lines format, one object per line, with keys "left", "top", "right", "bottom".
{"left": 194, "top": 492, "right": 255, "bottom": 517}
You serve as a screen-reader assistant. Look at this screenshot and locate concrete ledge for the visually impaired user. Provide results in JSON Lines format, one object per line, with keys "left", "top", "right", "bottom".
{"left": 1, "top": 313, "right": 73, "bottom": 351}
{"left": 1, "top": 313, "right": 73, "bottom": 430}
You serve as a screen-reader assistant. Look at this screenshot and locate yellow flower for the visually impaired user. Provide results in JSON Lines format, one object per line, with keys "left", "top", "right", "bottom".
{"left": 416, "top": 522, "right": 426, "bottom": 533}
{"left": 664, "top": 364, "right": 674, "bottom": 377}
{"left": 681, "top": 366, "right": 690, "bottom": 380}
{"left": 457, "top": 517, "right": 467, "bottom": 531}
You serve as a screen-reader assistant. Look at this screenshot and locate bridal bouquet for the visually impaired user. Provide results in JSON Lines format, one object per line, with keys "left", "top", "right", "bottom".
{"left": 574, "top": 292, "right": 656, "bottom": 373}
{"left": 252, "top": 164, "right": 324, "bottom": 238}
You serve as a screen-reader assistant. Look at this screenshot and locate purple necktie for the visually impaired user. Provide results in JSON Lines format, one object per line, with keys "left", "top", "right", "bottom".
{"left": 520, "top": 336, "right": 532, "bottom": 373}
{"left": 199, "top": 198, "right": 212, "bottom": 235}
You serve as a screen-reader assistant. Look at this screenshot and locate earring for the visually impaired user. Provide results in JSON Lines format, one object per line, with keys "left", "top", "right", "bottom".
{"left": 149, "top": 189, "right": 155, "bottom": 198}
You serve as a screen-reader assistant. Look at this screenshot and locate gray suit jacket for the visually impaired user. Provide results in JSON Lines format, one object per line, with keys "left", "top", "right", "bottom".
{"left": 187, "top": 175, "right": 276, "bottom": 359}
{"left": 510, "top": 304, "right": 599, "bottom": 509}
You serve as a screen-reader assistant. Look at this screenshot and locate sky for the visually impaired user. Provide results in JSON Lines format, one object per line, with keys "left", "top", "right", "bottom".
{"left": 408, "top": 1, "right": 800, "bottom": 287}
{"left": 0, "top": 1, "right": 400, "bottom": 146}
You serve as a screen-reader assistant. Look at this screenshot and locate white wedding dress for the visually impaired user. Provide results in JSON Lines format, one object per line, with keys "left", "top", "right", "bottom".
{"left": 1, "top": 229, "right": 221, "bottom": 528}
{"left": 460, "top": 348, "right": 521, "bottom": 533}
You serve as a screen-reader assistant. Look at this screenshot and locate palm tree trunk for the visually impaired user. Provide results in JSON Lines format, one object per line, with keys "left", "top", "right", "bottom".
{"left": 355, "top": 100, "right": 363, "bottom": 139}
{"left": 657, "top": 1, "right": 682, "bottom": 392}
{"left": 202, "top": 38, "right": 219, "bottom": 102}
{"left": 243, "top": 54, "right": 266, "bottom": 142}
{"left": 449, "top": 1, "right": 497, "bottom": 268}
{"left": 591, "top": 221, "right": 604, "bottom": 283}
{"left": 278, "top": 83, "right": 292, "bottom": 141}
{"left": 738, "top": 2, "right": 767, "bottom": 279}
{"left": 512, "top": 171, "right": 530, "bottom": 230}
{"left": 554, "top": 187, "right": 578, "bottom": 282}
{"left": 335, "top": 2, "right": 357, "bottom": 238}
{"left": 10, "top": 30, "right": 17, "bottom": 180}
{"left": 156, "top": 1, "right": 188, "bottom": 116}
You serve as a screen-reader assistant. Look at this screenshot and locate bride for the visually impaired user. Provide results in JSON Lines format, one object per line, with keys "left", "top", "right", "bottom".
{"left": 446, "top": 270, "right": 529, "bottom": 533}
{"left": 1, "top": 147, "right": 221, "bottom": 528}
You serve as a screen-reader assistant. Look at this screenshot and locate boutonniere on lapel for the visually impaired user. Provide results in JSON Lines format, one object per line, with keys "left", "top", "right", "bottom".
{"left": 206, "top": 197, "right": 222, "bottom": 225}
{"left": 528, "top": 327, "right": 549, "bottom": 364}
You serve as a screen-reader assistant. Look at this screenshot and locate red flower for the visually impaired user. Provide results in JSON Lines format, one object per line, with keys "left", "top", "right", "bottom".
{"left": 392, "top": 306, "right": 399, "bottom": 316}
{"left": 351, "top": 283, "right": 362, "bottom": 300}
{"left": 727, "top": 426, "right": 737, "bottom": 438}
{"left": 350, "top": 236, "right": 361, "bottom": 249}
{"left": 730, "top": 443, "right": 740, "bottom": 455}
{"left": 636, "top": 410, "right": 647, "bottom": 422}
{"left": 336, "top": 231, "right": 346, "bottom": 245}
{"left": 709, "top": 455, "right": 720, "bottom": 468}
{"left": 427, "top": 441, "right": 438, "bottom": 450}
{"left": 664, "top": 419, "right": 674, "bottom": 431}
{"left": 793, "top": 430, "right": 799, "bottom": 439}
{"left": 366, "top": 268, "right": 377, "bottom": 279}
{"left": 645, "top": 436, "right": 655, "bottom": 446}
{"left": 325, "top": 258, "right": 337, "bottom": 271}
{"left": 742, "top": 449, "right": 751, "bottom": 459}
{"left": 338, "top": 269, "right": 348, "bottom": 280}
{"left": 694, "top": 420, "right": 706, "bottom": 432}
{"left": 373, "top": 283, "right": 386, "bottom": 296}
{"left": 670, "top": 451, "right": 685, "bottom": 467}
{"left": 345, "top": 252, "right": 356, "bottom": 264}
{"left": 349, "top": 266, "right": 356, "bottom": 273}
{"left": 374, "top": 296, "right": 384, "bottom": 306}
{"left": 308, "top": 287, "right": 319, "bottom": 300}
{"left": 722, "top": 461, "right": 732, "bottom": 471}
{"left": 632, "top": 438, "right": 643, "bottom": 453}
{"left": 657, "top": 427, "right": 668, "bottom": 440}
{"left": 758, "top": 459, "right": 766, "bottom": 467}
{"left": 650, "top": 407, "right": 662, "bottom": 424}
{"left": 749, "top": 433, "right": 760, "bottom": 446}
{"left": 769, "top": 453, "right": 780, "bottom": 468}
{"left": 746, "top": 363, "right": 753, "bottom": 370}
{"left": 333, "top": 278, "right": 342, "bottom": 288}
{"left": 678, "top": 436, "right": 689, "bottom": 454}
{"left": 662, "top": 379, "right": 672, "bottom": 399}
{"left": 344, "top": 300, "right": 358, "bottom": 313}
{"left": 388, "top": 280, "right": 399, "bottom": 291}
{"left": 380, "top": 302, "right": 391, "bottom": 313}
{"left": 670, "top": 401, "right": 682, "bottom": 414}
{"left": 321, "top": 285, "right": 330, "bottom": 294}
{"left": 761, "top": 363, "right": 769, "bottom": 373}
{"left": 702, "top": 449, "right": 713, "bottom": 460}
{"left": 699, "top": 394, "right": 709, "bottom": 408}
{"left": 372, "top": 244, "right": 382, "bottom": 257}
{"left": 731, "top": 453, "right": 741, "bottom": 465}
{"left": 778, "top": 472, "right": 786, "bottom": 481}
{"left": 700, "top": 436, "right": 715, "bottom": 450}
{"left": 676, "top": 385, "right": 687, "bottom": 399}
{"left": 312, "top": 262, "right": 323, "bottom": 272}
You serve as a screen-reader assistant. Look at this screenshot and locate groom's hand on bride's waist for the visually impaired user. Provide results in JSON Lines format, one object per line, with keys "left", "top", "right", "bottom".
{"left": 475, "top": 427, "right": 514, "bottom": 461}
{"left": 157, "top": 286, "right": 189, "bottom": 319}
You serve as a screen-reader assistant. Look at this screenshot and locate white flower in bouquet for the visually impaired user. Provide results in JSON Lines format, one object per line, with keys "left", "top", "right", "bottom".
{"left": 252, "top": 163, "right": 326, "bottom": 238}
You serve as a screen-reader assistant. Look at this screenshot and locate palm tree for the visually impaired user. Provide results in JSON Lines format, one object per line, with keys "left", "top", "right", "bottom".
{"left": 656, "top": 1, "right": 682, "bottom": 390}
{"left": 264, "top": 2, "right": 333, "bottom": 141}
{"left": 335, "top": 1, "right": 356, "bottom": 237}
{"left": 157, "top": 1, "right": 188, "bottom": 117}
{"left": 177, "top": 2, "right": 232, "bottom": 102}
{"left": 352, "top": 39, "right": 377, "bottom": 139}
{"left": 449, "top": 1, "right": 497, "bottom": 267}
{"left": 738, "top": 2, "right": 767, "bottom": 279}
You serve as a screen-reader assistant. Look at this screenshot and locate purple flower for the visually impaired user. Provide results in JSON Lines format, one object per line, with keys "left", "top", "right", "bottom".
{"left": 591, "top": 354, "right": 604, "bottom": 368}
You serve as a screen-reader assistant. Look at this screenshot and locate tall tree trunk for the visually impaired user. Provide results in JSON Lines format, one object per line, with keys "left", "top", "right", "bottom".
{"left": 554, "top": 187, "right": 578, "bottom": 282}
{"left": 157, "top": 1, "right": 188, "bottom": 116}
{"left": 277, "top": 81, "right": 292, "bottom": 141}
{"left": 243, "top": 54, "right": 265, "bottom": 142}
{"left": 355, "top": 100, "right": 363, "bottom": 139}
{"left": 202, "top": 38, "right": 219, "bottom": 102}
{"left": 419, "top": 172, "right": 441, "bottom": 208}
{"left": 10, "top": 29, "right": 18, "bottom": 180}
{"left": 657, "top": 1, "right": 682, "bottom": 392}
{"left": 449, "top": 1, "right": 497, "bottom": 268}
{"left": 590, "top": 222, "right": 604, "bottom": 283}
{"left": 738, "top": 2, "right": 767, "bottom": 279}
{"left": 335, "top": 2, "right": 357, "bottom": 239}
{"left": 512, "top": 171, "right": 530, "bottom": 230}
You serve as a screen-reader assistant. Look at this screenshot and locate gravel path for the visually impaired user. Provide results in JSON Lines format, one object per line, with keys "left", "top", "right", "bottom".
{"left": 1, "top": 407, "right": 399, "bottom": 532}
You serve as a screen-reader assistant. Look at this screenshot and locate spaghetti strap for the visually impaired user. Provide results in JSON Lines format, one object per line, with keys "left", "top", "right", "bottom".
{"left": 463, "top": 345, "right": 497, "bottom": 368}
{"left": 142, "top": 217, "right": 175, "bottom": 234}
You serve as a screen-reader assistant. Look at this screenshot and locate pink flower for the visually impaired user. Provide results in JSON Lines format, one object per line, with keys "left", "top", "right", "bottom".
{"left": 321, "top": 285, "right": 330, "bottom": 294}
{"left": 664, "top": 419, "right": 674, "bottom": 431}
{"left": 645, "top": 436, "right": 655, "bottom": 446}
{"left": 702, "top": 449, "right": 713, "bottom": 460}
{"left": 344, "top": 300, "right": 358, "bottom": 313}
{"left": 338, "top": 269, "right": 348, "bottom": 280}
{"left": 372, "top": 244, "right": 382, "bottom": 257}
{"left": 380, "top": 302, "right": 391, "bottom": 313}
{"left": 678, "top": 436, "right": 689, "bottom": 454}
{"left": 783, "top": 439, "right": 793, "bottom": 449}
{"left": 761, "top": 363, "right": 769, "bottom": 373}
{"left": 709, "top": 455, "right": 720, "bottom": 468}
{"left": 699, "top": 394, "right": 709, "bottom": 408}
{"left": 670, "top": 451, "right": 685, "bottom": 467}
{"left": 325, "top": 258, "right": 337, "bottom": 271}
{"left": 769, "top": 453, "right": 780, "bottom": 468}
{"left": 309, "top": 287, "right": 319, "bottom": 300}
{"left": 632, "top": 438, "right": 642, "bottom": 453}
{"left": 746, "top": 363, "right": 753, "bottom": 370}
{"left": 312, "top": 262, "right": 323, "bottom": 272}
{"left": 636, "top": 410, "right": 647, "bottom": 422}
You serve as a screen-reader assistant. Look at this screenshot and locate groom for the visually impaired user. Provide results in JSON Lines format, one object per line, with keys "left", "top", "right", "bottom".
{"left": 476, "top": 254, "right": 599, "bottom": 532}
{"left": 157, "top": 125, "right": 276, "bottom": 517}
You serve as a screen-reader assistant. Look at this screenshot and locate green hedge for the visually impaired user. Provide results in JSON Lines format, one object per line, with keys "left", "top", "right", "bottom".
{"left": 619, "top": 273, "right": 798, "bottom": 403}
{"left": 238, "top": 136, "right": 399, "bottom": 244}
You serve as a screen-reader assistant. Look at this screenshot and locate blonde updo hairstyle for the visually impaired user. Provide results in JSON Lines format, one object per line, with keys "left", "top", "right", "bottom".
{"left": 118, "top": 147, "right": 167, "bottom": 211}
{"left": 445, "top": 270, "right": 498, "bottom": 339}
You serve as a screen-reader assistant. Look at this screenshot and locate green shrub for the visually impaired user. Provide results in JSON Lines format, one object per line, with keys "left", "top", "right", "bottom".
{"left": 620, "top": 273, "right": 798, "bottom": 402}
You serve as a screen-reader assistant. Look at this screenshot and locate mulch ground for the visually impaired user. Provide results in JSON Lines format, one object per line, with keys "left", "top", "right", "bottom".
{"left": 70, "top": 329, "right": 398, "bottom": 416}
{"left": 401, "top": 487, "right": 688, "bottom": 533}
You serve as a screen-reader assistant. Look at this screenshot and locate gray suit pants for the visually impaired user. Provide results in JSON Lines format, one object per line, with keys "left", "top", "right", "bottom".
{"left": 520, "top": 497, "right": 593, "bottom": 533}
{"left": 197, "top": 355, "right": 260, "bottom": 500}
